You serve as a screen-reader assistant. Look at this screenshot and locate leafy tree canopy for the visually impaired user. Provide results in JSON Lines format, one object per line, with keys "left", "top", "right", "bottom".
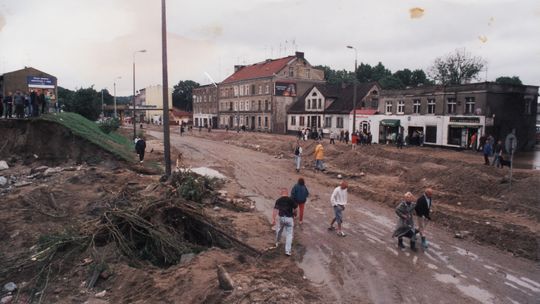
{"left": 60, "top": 86, "right": 102, "bottom": 120}
{"left": 495, "top": 76, "right": 522, "bottom": 85}
{"left": 173, "top": 80, "right": 200, "bottom": 111}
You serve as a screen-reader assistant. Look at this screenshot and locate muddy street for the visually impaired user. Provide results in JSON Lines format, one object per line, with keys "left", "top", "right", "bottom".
{"left": 147, "top": 129, "right": 540, "bottom": 304}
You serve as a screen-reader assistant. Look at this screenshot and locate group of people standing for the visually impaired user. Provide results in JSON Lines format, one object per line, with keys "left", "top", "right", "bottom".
{"left": 0, "top": 90, "right": 52, "bottom": 119}
{"left": 272, "top": 176, "right": 434, "bottom": 256}
{"left": 470, "top": 133, "right": 508, "bottom": 168}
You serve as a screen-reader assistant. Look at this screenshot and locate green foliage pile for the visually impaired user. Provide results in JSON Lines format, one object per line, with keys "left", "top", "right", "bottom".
{"left": 40, "top": 112, "right": 134, "bottom": 162}
{"left": 170, "top": 169, "right": 219, "bottom": 203}
{"left": 98, "top": 117, "right": 121, "bottom": 134}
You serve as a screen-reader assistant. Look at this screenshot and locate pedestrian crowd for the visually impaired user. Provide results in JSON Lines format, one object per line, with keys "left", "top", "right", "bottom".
{"left": 469, "top": 132, "right": 509, "bottom": 168}
{"left": 0, "top": 89, "right": 55, "bottom": 119}
{"left": 272, "top": 174, "right": 434, "bottom": 256}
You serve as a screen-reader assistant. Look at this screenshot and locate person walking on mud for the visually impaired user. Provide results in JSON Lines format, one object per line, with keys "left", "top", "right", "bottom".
{"left": 328, "top": 181, "right": 348, "bottom": 237}
{"left": 415, "top": 188, "right": 433, "bottom": 249}
{"left": 293, "top": 141, "right": 303, "bottom": 172}
{"left": 274, "top": 188, "right": 298, "bottom": 256}
{"left": 291, "top": 178, "right": 309, "bottom": 226}
{"left": 314, "top": 141, "right": 325, "bottom": 171}
{"left": 393, "top": 192, "right": 418, "bottom": 251}
{"left": 135, "top": 137, "right": 146, "bottom": 163}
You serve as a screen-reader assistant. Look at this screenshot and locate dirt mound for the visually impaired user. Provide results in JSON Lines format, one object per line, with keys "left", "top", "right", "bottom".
{"left": 0, "top": 119, "right": 117, "bottom": 165}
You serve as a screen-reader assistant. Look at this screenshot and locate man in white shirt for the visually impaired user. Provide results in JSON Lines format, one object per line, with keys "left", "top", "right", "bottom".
{"left": 328, "top": 181, "right": 348, "bottom": 237}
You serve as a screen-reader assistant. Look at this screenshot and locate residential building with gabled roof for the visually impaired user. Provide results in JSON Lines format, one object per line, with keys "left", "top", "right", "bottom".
{"left": 217, "top": 52, "right": 325, "bottom": 133}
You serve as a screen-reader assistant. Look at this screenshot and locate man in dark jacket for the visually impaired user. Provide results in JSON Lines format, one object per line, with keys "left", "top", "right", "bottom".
{"left": 415, "top": 188, "right": 433, "bottom": 249}
{"left": 135, "top": 137, "right": 146, "bottom": 163}
{"left": 290, "top": 178, "right": 309, "bottom": 225}
{"left": 4, "top": 92, "right": 13, "bottom": 118}
{"left": 274, "top": 188, "right": 298, "bottom": 256}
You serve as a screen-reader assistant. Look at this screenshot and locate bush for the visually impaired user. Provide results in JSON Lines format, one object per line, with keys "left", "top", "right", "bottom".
{"left": 98, "top": 118, "right": 120, "bottom": 134}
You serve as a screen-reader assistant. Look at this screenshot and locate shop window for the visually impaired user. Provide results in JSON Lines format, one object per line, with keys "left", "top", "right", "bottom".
{"left": 325, "top": 116, "right": 332, "bottom": 128}
{"left": 427, "top": 99, "right": 435, "bottom": 114}
{"left": 337, "top": 117, "right": 344, "bottom": 128}
{"left": 291, "top": 116, "right": 296, "bottom": 126}
{"left": 413, "top": 99, "right": 421, "bottom": 113}
{"left": 447, "top": 98, "right": 456, "bottom": 114}
{"left": 397, "top": 100, "right": 405, "bottom": 114}
{"left": 425, "top": 126, "right": 437, "bottom": 143}
{"left": 465, "top": 97, "right": 475, "bottom": 114}
{"left": 299, "top": 116, "right": 305, "bottom": 126}
{"left": 386, "top": 101, "right": 393, "bottom": 114}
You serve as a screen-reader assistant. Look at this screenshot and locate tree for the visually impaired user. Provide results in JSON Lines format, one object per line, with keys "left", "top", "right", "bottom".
{"left": 371, "top": 62, "right": 391, "bottom": 81}
{"left": 172, "top": 80, "right": 200, "bottom": 111}
{"left": 61, "top": 86, "right": 101, "bottom": 120}
{"left": 429, "top": 48, "right": 486, "bottom": 85}
{"left": 393, "top": 69, "right": 412, "bottom": 87}
{"left": 315, "top": 65, "right": 354, "bottom": 85}
{"left": 356, "top": 63, "right": 373, "bottom": 83}
{"left": 379, "top": 75, "right": 404, "bottom": 89}
{"left": 495, "top": 76, "right": 522, "bottom": 85}
{"left": 410, "top": 69, "right": 430, "bottom": 86}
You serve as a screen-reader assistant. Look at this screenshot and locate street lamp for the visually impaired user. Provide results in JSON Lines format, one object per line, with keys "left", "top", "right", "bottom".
{"left": 347, "top": 45, "right": 358, "bottom": 134}
{"left": 113, "top": 76, "right": 122, "bottom": 118}
{"left": 133, "top": 49, "right": 147, "bottom": 139}
{"left": 101, "top": 88, "right": 107, "bottom": 118}
{"left": 161, "top": 0, "right": 172, "bottom": 176}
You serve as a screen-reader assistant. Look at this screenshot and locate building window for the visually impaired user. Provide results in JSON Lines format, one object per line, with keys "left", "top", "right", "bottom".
{"left": 325, "top": 116, "right": 332, "bottom": 128}
{"left": 397, "top": 100, "right": 405, "bottom": 114}
{"left": 234, "top": 101, "right": 238, "bottom": 111}
{"left": 265, "top": 84, "right": 269, "bottom": 94}
{"left": 265, "top": 100, "right": 269, "bottom": 111}
{"left": 425, "top": 126, "right": 437, "bottom": 143}
{"left": 413, "top": 99, "right": 421, "bottom": 114}
{"left": 251, "top": 85, "right": 255, "bottom": 95}
{"left": 291, "top": 116, "right": 296, "bottom": 126}
{"left": 371, "top": 98, "right": 379, "bottom": 109}
{"left": 336, "top": 117, "right": 344, "bottom": 128}
{"left": 386, "top": 101, "right": 393, "bottom": 114}
{"left": 307, "top": 99, "right": 311, "bottom": 110}
{"left": 258, "top": 85, "right": 262, "bottom": 95}
{"left": 524, "top": 98, "right": 532, "bottom": 115}
{"left": 427, "top": 99, "right": 435, "bottom": 114}
{"left": 264, "top": 116, "right": 268, "bottom": 127}
{"left": 447, "top": 98, "right": 456, "bottom": 114}
{"left": 465, "top": 97, "right": 475, "bottom": 114}
{"left": 229, "top": 102, "right": 233, "bottom": 111}
{"left": 289, "top": 66, "right": 294, "bottom": 77}
{"left": 258, "top": 100, "right": 261, "bottom": 111}
{"left": 306, "top": 69, "right": 311, "bottom": 79}
{"left": 239, "top": 101, "right": 243, "bottom": 111}
{"left": 258, "top": 116, "right": 261, "bottom": 127}
{"left": 299, "top": 116, "right": 305, "bottom": 126}
{"left": 318, "top": 98, "right": 322, "bottom": 109}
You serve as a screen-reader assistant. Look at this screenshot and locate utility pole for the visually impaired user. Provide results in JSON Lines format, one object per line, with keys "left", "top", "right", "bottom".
{"left": 101, "top": 89, "right": 104, "bottom": 118}
{"left": 161, "top": 0, "right": 172, "bottom": 176}
{"left": 113, "top": 76, "right": 121, "bottom": 118}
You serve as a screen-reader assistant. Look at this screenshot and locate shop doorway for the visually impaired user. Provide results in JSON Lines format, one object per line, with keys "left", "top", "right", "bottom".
{"left": 408, "top": 126, "right": 424, "bottom": 146}
{"left": 360, "top": 121, "right": 370, "bottom": 133}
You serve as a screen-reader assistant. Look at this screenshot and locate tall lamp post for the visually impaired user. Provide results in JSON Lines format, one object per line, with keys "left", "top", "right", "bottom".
{"left": 132, "top": 49, "right": 147, "bottom": 139}
{"left": 113, "top": 76, "right": 122, "bottom": 118}
{"left": 346, "top": 45, "right": 358, "bottom": 134}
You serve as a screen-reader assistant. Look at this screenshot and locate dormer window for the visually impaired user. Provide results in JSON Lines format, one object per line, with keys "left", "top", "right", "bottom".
{"left": 307, "top": 99, "right": 311, "bottom": 109}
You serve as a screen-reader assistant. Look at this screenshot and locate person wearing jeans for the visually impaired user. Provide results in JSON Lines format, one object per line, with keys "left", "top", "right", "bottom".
{"left": 274, "top": 188, "right": 298, "bottom": 256}
{"left": 314, "top": 141, "right": 324, "bottom": 171}
{"left": 328, "top": 181, "right": 348, "bottom": 237}
{"left": 293, "top": 142, "right": 302, "bottom": 172}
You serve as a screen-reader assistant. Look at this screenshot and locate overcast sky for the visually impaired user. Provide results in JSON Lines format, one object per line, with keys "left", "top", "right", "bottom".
{"left": 1, "top": 0, "right": 539, "bottom": 95}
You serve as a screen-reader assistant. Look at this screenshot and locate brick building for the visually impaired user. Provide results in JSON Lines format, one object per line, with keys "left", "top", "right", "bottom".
{"left": 370, "top": 82, "right": 538, "bottom": 150}
{"left": 218, "top": 52, "right": 324, "bottom": 133}
{"left": 192, "top": 84, "right": 218, "bottom": 128}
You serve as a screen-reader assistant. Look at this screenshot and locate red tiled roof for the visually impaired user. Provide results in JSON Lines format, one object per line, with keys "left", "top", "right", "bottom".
{"left": 170, "top": 108, "right": 192, "bottom": 117}
{"left": 353, "top": 109, "right": 378, "bottom": 115}
{"left": 222, "top": 56, "right": 295, "bottom": 83}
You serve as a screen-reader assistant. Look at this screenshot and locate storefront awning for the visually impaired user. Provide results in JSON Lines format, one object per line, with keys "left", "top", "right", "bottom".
{"left": 380, "top": 119, "right": 400, "bottom": 127}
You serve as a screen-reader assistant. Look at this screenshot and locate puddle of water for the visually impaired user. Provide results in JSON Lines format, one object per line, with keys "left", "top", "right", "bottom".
{"left": 506, "top": 274, "right": 540, "bottom": 293}
{"left": 434, "top": 273, "right": 495, "bottom": 304}
{"left": 190, "top": 167, "right": 226, "bottom": 179}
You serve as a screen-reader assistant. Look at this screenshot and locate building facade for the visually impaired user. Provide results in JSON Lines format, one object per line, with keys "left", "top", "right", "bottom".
{"left": 192, "top": 84, "right": 218, "bottom": 128}
{"left": 218, "top": 52, "right": 325, "bottom": 133}
{"left": 0, "top": 67, "right": 58, "bottom": 108}
{"left": 139, "top": 85, "right": 173, "bottom": 123}
{"left": 372, "top": 82, "right": 538, "bottom": 150}
{"left": 287, "top": 82, "right": 380, "bottom": 135}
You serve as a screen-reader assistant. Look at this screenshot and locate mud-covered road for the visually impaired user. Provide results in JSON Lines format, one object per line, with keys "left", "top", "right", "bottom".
{"left": 149, "top": 130, "right": 540, "bottom": 304}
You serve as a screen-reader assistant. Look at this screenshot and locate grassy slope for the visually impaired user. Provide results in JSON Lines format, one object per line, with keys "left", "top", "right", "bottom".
{"left": 40, "top": 112, "right": 135, "bottom": 162}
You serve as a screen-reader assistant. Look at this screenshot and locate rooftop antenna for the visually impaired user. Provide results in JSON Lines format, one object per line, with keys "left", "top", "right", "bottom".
{"left": 204, "top": 72, "right": 218, "bottom": 87}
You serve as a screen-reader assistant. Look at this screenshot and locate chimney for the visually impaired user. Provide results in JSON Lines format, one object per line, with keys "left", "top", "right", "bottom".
{"left": 234, "top": 65, "right": 245, "bottom": 72}
{"left": 295, "top": 51, "right": 304, "bottom": 59}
